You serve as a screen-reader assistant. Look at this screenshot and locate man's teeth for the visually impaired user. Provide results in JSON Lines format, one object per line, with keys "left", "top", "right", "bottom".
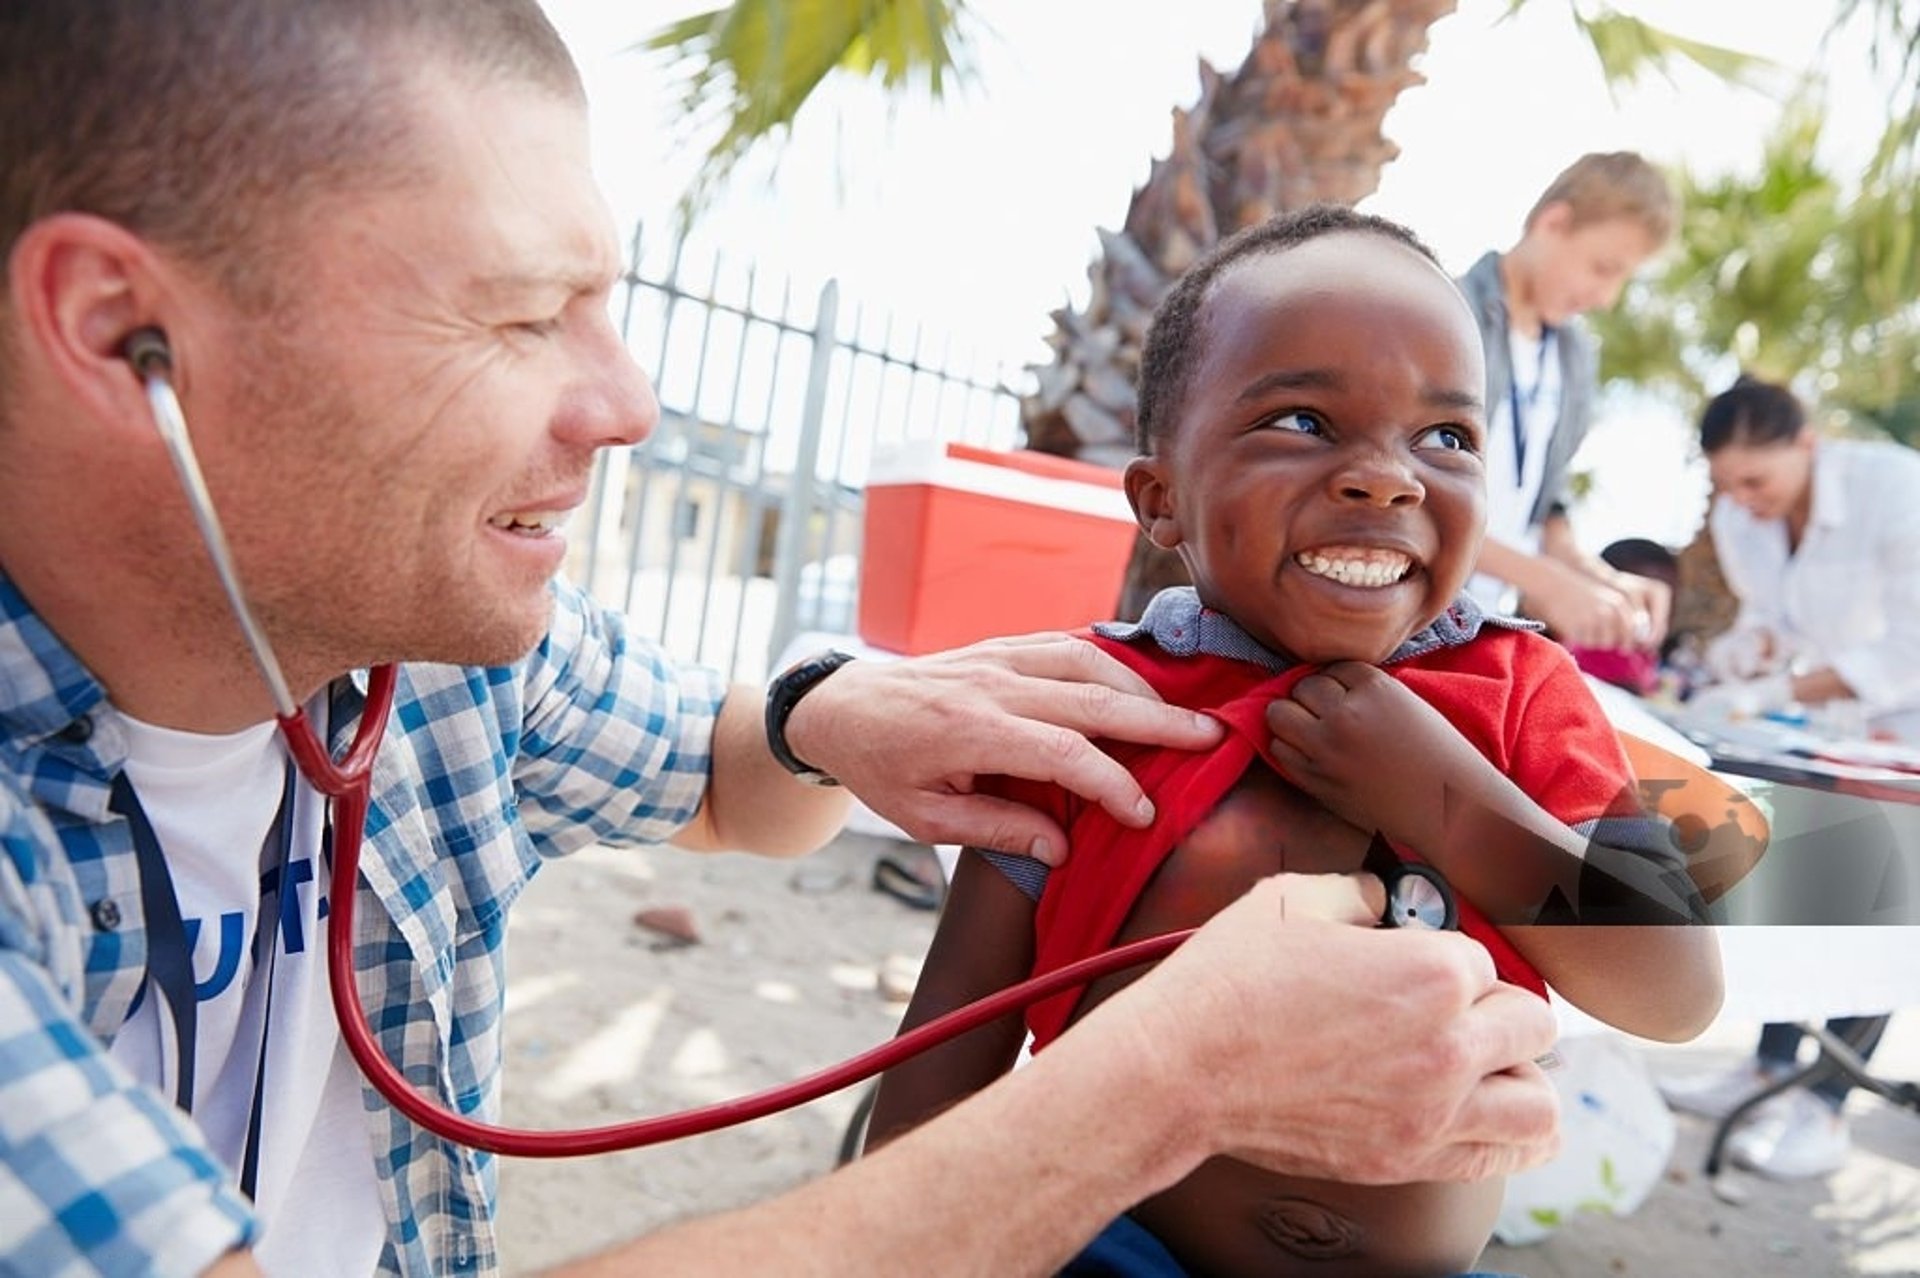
{"left": 490, "top": 511, "right": 566, "bottom": 533}
{"left": 1296, "top": 549, "right": 1412, "bottom": 588}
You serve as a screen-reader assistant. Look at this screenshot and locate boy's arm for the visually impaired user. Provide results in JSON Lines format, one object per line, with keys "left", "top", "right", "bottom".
{"left": 866, "top": 850, "right": 1037, "bottom": 1152}
{"left": 1267, "top": 662, "right": 1721, "bottom": 1042}
{"left": 1385, "top": 746, "right": 1720, "bottom": 1042}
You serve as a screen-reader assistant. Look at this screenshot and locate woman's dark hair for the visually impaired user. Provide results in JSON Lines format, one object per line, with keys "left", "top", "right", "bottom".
{"left": 1699, "top": 375, "right": 1806, "bottom": 454}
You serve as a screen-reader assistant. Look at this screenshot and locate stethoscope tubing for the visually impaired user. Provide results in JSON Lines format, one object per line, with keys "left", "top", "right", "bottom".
{"left": 127, "top": 330, "right": 1449, "bottom": 1158}
{"left": 314, "top": 671, "right": 1440, "bottom": 1156}
{"left": 317, "top": 746, "right": 1191, "bottom": 1156}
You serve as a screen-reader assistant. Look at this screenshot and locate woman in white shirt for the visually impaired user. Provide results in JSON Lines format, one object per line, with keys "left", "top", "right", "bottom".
{"left": 1662, "top": 376, "right": 1913, "bottom": 1180}
{"left": 1700, "top": 376, "right": 1920, "bottom": 738}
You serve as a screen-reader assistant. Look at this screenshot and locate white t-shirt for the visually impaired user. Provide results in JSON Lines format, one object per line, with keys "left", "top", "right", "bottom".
{"left": 108, "top": 712, "right": 387, "bottom": 1276}
{"left": 1468, "top": 325, "right": 1563, "bottom": 611}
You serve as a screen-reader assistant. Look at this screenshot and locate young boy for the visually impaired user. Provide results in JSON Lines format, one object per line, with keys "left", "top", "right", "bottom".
{"left": 1461, "top": 151, "right": 1675, "bottom": 654}
{"left": 867, "top": 207, "right": 1724, "bottom": 1277}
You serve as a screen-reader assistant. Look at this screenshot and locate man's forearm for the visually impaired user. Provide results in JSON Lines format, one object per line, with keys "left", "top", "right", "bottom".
{"left": 553, "top": 1016, "right": 1204, "bottom": 1277}
{"left": 1788, "top": 665, "right": 1856, "bottom": 705}
{"left": 1472, "top": 535, "right": 1553, "bottom": 598}
{"left": 671, "top": 690, "right": 851, "bottom": 855}
{"left": 1535, "top": 514, "right": 1591, "bottom": 568}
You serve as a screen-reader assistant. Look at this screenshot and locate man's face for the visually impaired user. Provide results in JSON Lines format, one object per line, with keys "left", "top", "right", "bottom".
{"left": 182, "top": 63, "right": 655, "bottom": 677}
{"left": 1526, "top": 209, "right": 1660, "bottom": 326}
{"left": 1128, "top": 234, "right": 1488, "bottom": 665}
{"left": 1708, "top": 436, "right": 1814, "bottom": 522}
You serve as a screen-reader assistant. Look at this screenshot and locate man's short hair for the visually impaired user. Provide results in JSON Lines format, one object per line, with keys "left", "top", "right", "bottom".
{"left": 0, "top": 0, "right": 583, "bottom": 306}
{"left": 1525, "top": 152, "right": 1675, "bottom": 245}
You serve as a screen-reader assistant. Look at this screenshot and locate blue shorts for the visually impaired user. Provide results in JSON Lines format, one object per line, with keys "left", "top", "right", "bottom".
{"left": 1059, "top": 1215, "right": 1184, "bottom": 1277}
{"left": 1058, "top": 1215, "right": 1524, "bottom": 1278}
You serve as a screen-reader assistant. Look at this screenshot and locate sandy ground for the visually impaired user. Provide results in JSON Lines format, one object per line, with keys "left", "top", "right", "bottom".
{"left": 496, "top": 832, "right": 1920, "bottom": 1276}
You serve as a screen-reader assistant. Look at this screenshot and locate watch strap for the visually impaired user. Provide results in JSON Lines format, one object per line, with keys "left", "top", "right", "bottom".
{"left": 765, "top": 650, "right": 858, "bottom": 785}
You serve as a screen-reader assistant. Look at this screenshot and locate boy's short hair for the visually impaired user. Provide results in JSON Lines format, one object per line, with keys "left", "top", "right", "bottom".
{"left": 1525, "top": 151, "right": 1675, "bottom": 245}
{"left": 1599, "top": 537, "right": 1679, "bottom": 590}
{"left": 1135, "top": 204, "right": 1439, "bottom": 452}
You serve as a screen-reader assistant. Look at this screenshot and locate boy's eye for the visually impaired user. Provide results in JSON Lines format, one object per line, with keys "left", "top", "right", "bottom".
{"left": 1417, "top": 424, "right": 1476, "bottom": 453}
{"left": 1259, "top": 409, "right": 1325, "bottom": 435}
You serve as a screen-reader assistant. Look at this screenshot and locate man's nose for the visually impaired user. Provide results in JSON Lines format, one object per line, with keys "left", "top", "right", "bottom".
{"left": 568, "top": 315, "right": 659, "bottom": 449}
{"left": 609, "top": 357, "right": 661, "bottom": 449}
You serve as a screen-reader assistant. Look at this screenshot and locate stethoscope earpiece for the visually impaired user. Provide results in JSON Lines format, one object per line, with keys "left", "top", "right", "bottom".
{"left": 123, "top": 326, "right": 173, "bottom": 380}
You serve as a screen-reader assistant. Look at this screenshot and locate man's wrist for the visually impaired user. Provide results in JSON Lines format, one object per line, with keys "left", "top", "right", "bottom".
{"left": 1034, "top": 1001, "right": 1215, "bottom": 1194}
{"left": 764, "top": 650, "right": 857, "bottom": 785}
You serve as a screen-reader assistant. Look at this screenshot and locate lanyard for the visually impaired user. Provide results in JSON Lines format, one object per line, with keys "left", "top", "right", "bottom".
{"left": 1507, "top": 326, "right": 1556, "bottom": 488}
{"left": 109, "top": 759, "right": 299, "bottom": 1202}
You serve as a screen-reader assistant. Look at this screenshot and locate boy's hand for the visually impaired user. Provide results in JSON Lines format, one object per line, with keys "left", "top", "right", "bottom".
{"left": 1265, "top": 662, "right": 1489, "bottom": 845}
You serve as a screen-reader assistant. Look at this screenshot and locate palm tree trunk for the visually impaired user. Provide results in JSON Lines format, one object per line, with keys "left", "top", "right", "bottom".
{"left": 1019, "top": 0, "right": 1457, "bottom": 617}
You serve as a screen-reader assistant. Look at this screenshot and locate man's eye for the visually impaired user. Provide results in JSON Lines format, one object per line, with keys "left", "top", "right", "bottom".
{"left": 511, "top": 316, "right": 564, "bottom": 339}
{"left": 1418, "top": 424, "right": 1475, "bottom": 453}
{"left": 1259, "top": 410, "right": 1325, "bottom": 435}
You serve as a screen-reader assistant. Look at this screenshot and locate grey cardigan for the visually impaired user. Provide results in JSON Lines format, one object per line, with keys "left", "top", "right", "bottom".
{"left": 1456, "top": 251, "right": 1598, "bottom": 530}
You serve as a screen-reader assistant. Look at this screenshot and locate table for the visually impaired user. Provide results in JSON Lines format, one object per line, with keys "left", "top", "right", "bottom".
{"left": 1611, "top": 698, "right": 1920, "bottom": 1173}
{"left": 1667, "top": 715, "right": 1920, "bottom": 927}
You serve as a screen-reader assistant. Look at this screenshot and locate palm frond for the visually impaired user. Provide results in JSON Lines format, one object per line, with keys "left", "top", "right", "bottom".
{"left": 643, "top": 0, "right": 979, "bottom": 229}
{"left": 1571, "top": 8, "right": 1780, "bottom": 99}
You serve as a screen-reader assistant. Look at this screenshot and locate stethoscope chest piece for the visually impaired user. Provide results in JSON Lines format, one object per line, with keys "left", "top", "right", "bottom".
{"left": 1364, "top": 834, "right": 1459, "bottom": 932}
{"left": 1382, "top": 862, "right": 1458, "bottom": 931}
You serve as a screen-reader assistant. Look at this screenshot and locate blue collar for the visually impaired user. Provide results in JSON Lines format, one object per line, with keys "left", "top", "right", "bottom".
{"left": 0, "top": 571, "right": 111, "bottom": 751}
{"left": 1093, "top": 587, "right": 1541, "bottom": 673}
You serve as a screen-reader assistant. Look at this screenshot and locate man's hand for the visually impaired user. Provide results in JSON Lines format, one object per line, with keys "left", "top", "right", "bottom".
{"left": 1265, "top": 663, "right": 1491, "bottom": 847}
{"left": 780, "top": 633, "right": 1223, "bottom": 861}
{"left": 1523, "top": 558, "right": 1649, "bottom": 650}
{"left": 1095, "top": 874, "right": 1562, "bottom": 1185}
{"left": 1608, "top": 571, "right": 1670, "bottom": 650}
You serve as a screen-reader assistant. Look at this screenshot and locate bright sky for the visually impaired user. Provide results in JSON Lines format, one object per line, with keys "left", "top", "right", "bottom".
{"left": 538, "top": 0, "right": 1890, "bottom": 551}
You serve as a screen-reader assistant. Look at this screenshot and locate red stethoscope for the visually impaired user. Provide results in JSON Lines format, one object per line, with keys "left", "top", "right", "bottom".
{"left": 121, "top": 327, "right": 1454, "bottom": 1158}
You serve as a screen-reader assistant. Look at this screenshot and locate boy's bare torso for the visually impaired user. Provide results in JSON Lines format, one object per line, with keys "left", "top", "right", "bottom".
{"left": 1068, "top": 764, "right": 1504, "bottom": 1277}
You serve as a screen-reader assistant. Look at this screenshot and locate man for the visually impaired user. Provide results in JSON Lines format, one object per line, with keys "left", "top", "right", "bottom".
{"left": 1458, "top": 151, "right": 1677, "bottom": 653}
{"left": 0, "top": 3, "right": 1560, "bottom": 1274}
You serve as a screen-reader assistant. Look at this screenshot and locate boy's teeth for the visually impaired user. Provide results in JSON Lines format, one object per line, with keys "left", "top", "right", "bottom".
{"left": 1296, "top": 549, "right": 1413, "bottom": 589}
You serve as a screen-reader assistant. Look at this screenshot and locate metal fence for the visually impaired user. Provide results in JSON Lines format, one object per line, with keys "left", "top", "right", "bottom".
{"left": 571, "top": 226, "right": 1030, "bottom": 684}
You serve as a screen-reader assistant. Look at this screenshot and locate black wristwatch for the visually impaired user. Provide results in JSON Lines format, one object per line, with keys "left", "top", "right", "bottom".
{"left": 764, "top": 650, "right": 858, "bottom": 785}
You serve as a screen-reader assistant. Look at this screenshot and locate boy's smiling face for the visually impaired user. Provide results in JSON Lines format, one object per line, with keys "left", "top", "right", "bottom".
{"left": 1127, "top": 232, "right": 1488, "bottom": 665}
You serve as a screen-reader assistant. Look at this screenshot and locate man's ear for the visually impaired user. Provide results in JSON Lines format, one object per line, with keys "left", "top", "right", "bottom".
{"left": 7, "top": 213, "right": 175, "bottom": 429}
{"left": 1124, "top": 455, "right": 1183, "bottom": 550}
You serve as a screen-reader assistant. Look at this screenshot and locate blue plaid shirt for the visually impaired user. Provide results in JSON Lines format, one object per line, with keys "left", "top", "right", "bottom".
{"left": 0, "top": 573, "right": 726, "bottom": 1276}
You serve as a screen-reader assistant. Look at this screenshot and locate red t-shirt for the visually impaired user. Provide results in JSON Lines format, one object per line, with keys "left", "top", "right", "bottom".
{"left": 1001, "top": 624, "right": 1644, "bottom": 1049}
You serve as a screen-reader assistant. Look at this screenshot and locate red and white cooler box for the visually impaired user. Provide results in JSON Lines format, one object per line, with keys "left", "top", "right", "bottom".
{"left": 858, "top": 441, "right": 1137, "bottom": 654}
